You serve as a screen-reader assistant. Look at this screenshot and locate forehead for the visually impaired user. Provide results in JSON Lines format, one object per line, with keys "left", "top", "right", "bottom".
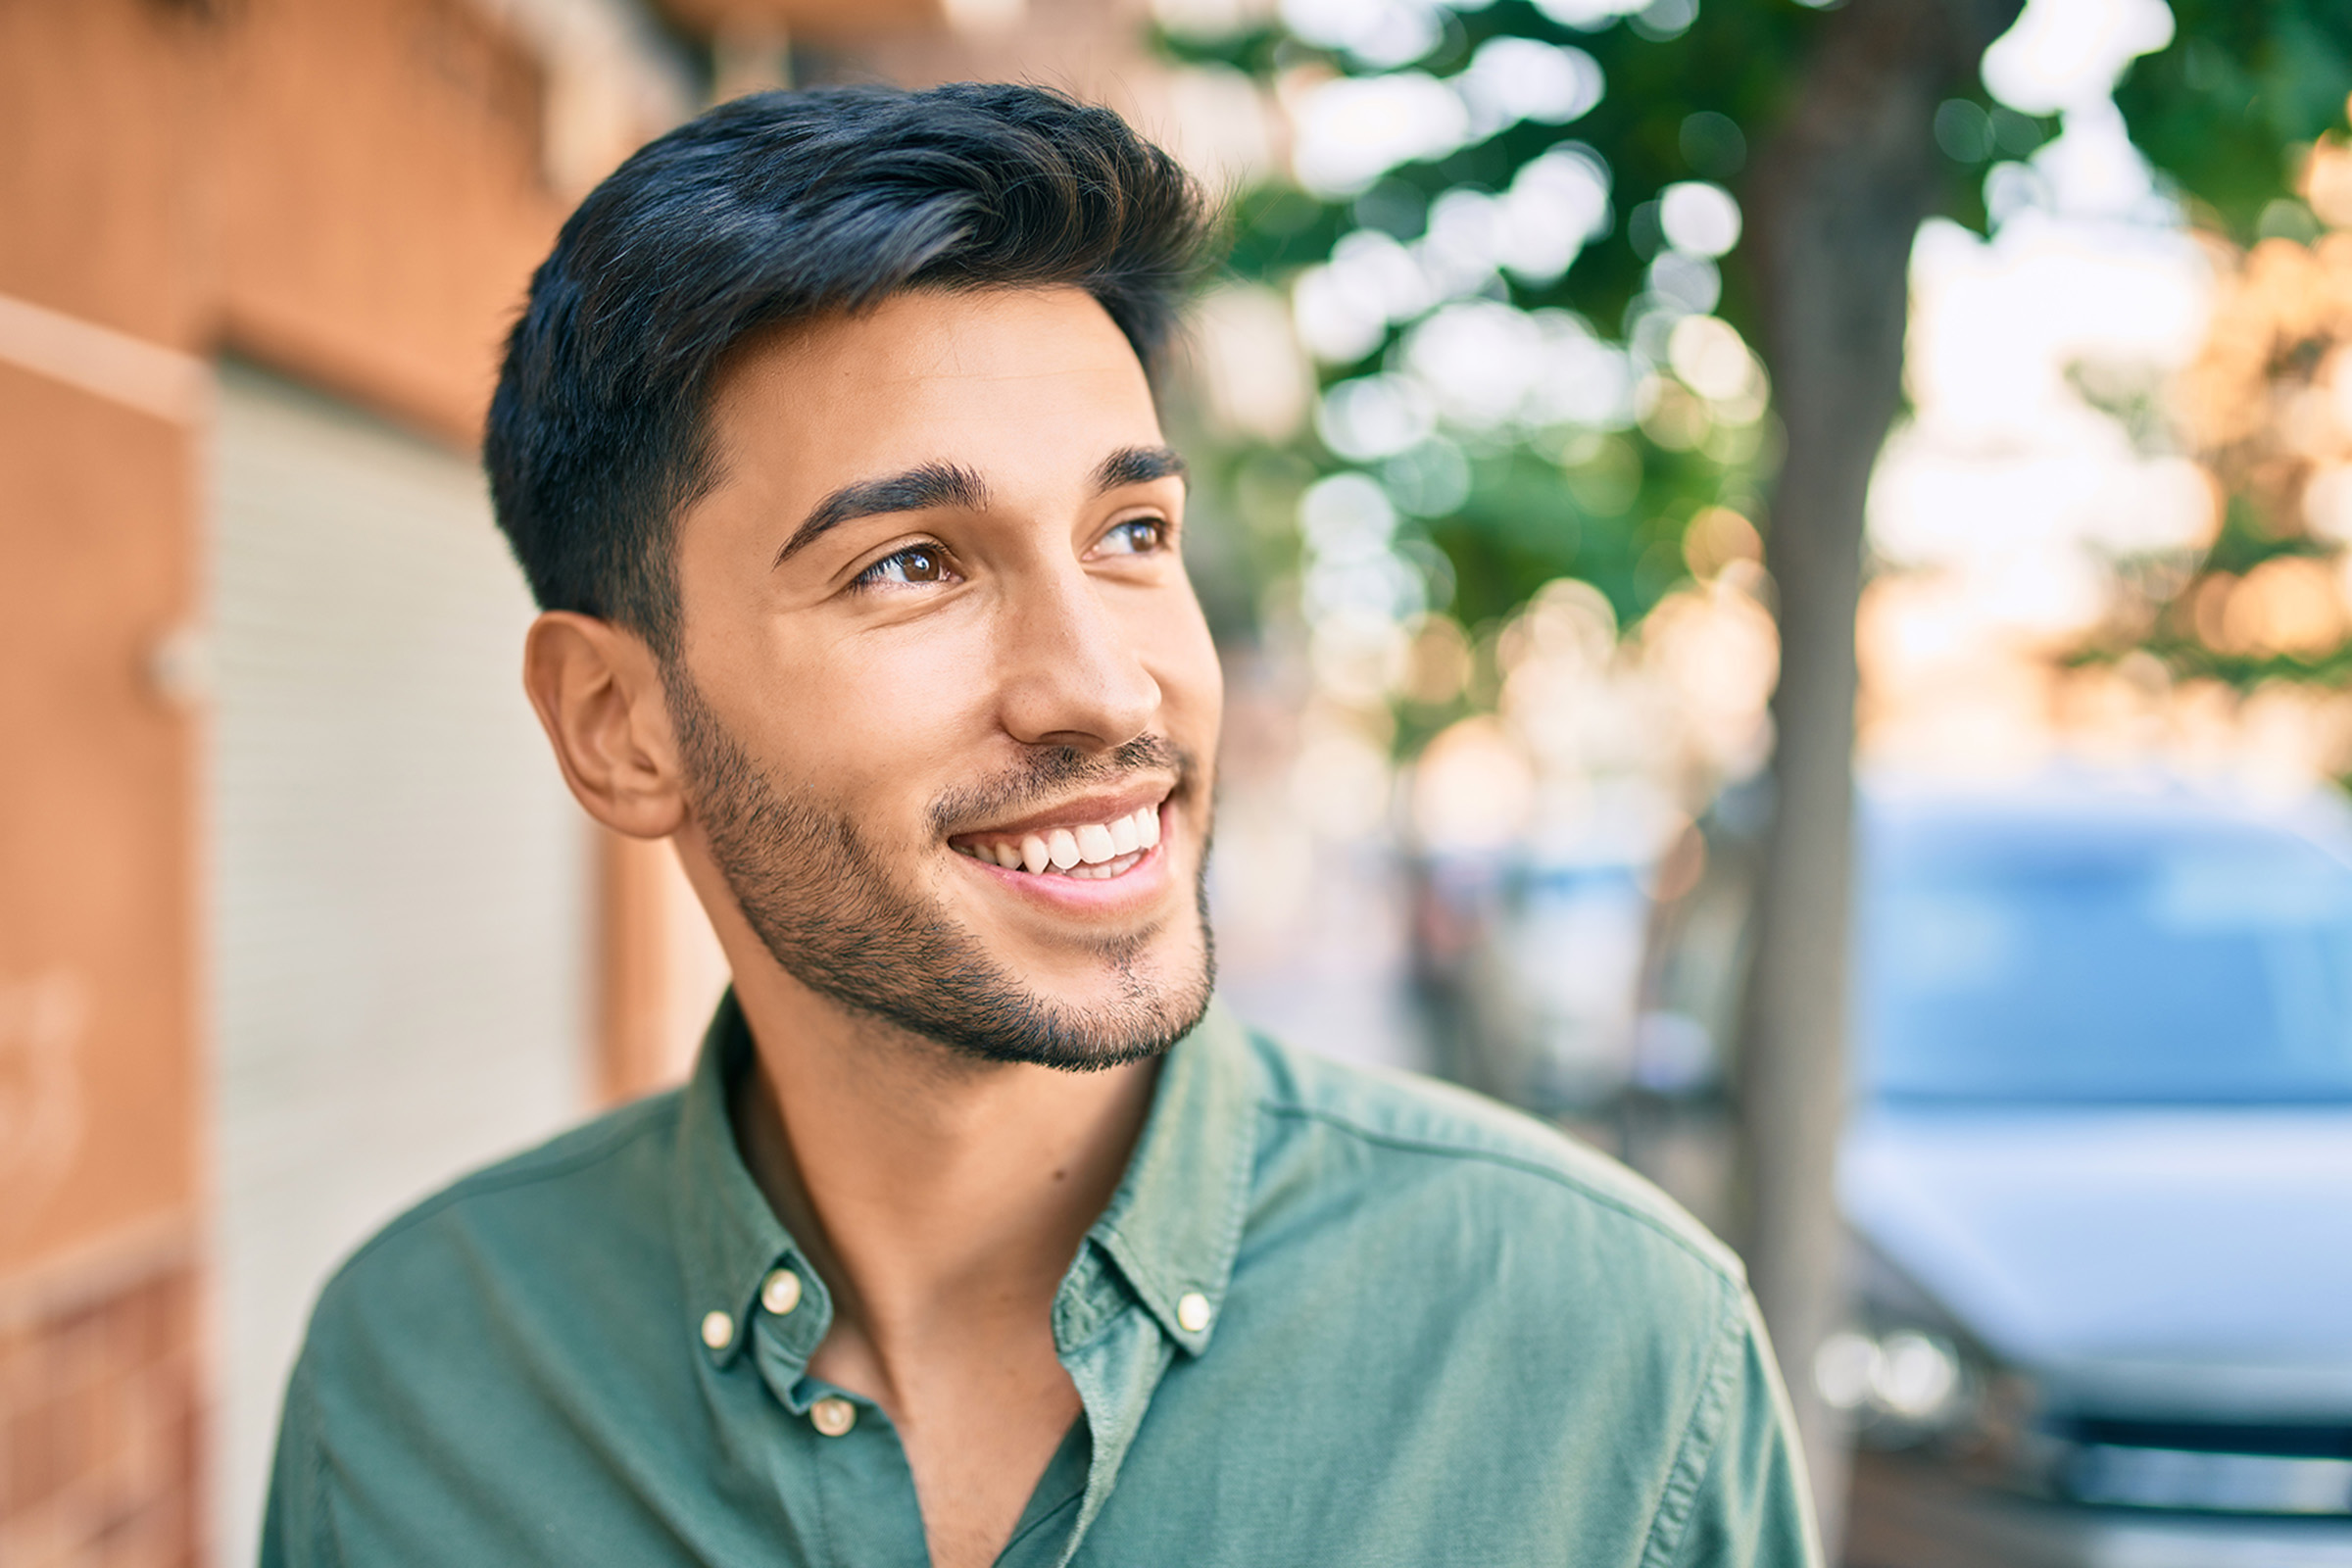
{"left": 704, "top": 286, "right": 1162, "bottom": 492}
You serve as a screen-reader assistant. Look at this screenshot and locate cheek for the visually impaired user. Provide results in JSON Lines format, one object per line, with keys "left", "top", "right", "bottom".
{"left": 753, "top": 624, "right": 1000, "bottom": 816}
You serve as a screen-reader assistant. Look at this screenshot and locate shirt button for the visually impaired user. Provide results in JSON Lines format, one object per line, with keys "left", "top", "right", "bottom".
{"left": 1176, "top": 1292, "right": 1213, "bottom": 1333}
{"left": 760, "top": 1268, "right": 803, "bottom": 1316}
{"left": 810, "top": 1396, "right": 858, "bottom": 1437}
{"left": 700, "top": 1309, "right": 735, "bottom": 1350}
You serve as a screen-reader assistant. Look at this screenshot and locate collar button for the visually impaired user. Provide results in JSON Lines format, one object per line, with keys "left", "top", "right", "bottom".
{"left": 1176, "top": 1291, "right": 1212, "bottom": 1334}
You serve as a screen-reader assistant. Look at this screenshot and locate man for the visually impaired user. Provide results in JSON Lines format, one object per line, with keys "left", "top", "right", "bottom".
{"left": 261, "top": 83, "right": 1817, "bottom": 1568}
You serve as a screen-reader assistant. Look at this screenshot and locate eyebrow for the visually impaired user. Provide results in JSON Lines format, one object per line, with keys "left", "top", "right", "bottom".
{"left": 773, "top": 462, "right": 990, "bottom": 567}
{"left": 771, "top": 445, "right": 1189, "bottom": 568}
{"left": 1092, "top": 444, "right": 1189, "bottom": 492}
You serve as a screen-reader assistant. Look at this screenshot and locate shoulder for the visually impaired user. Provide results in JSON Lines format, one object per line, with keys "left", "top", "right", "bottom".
{"left": 268, "top": 1091, "right": 723, "bottom": 1565}
{"left": 308, "top": 1089, "right": 687, "bottom": 1349}
{"left": 1219, "top": 1031, "right": 1772, "bottom": 1519}
{"left": 350, "top": 1087, "right": 683, "bottom": 1262}
{"left": 1244, "top": 1031, "right": 1744, "bottom": 1301}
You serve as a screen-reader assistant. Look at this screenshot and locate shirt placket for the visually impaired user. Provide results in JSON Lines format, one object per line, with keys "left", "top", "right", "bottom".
{"left": 796, "top": 1385, "right": 929, "bottom": 1568}
{"left": 742, "top": 1255, "right": 932, "bottom": 1568}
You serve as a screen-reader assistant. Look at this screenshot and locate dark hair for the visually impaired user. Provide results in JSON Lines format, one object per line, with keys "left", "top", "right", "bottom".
{"left": 484, "top": 82, "right": 1212, "bottom": 657}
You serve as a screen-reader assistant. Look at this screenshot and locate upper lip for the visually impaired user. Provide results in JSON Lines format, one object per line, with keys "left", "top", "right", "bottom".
{"left": 945, "top": 783, "right": 1173, "bottom": 846}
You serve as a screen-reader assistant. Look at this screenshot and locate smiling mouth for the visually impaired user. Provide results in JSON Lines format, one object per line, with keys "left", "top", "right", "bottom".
{"left": 951, "top": 803, "right": 1163, "bottom": 881}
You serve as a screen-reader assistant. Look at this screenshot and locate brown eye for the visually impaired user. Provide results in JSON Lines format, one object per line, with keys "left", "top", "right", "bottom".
{"left": 858, "top": 545, "right": 954, "bottom": 588}
{"left": 1102, "top": 517, "right": 1166, "bottom": 555}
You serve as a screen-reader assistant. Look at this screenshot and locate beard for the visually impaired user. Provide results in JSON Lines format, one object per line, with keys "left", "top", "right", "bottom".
{"left": 665, "top": 670, "right": 1215, "bottom": 1072}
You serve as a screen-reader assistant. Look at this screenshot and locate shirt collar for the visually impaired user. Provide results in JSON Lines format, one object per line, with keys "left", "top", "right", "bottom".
{"left": 669, "top": 990, "right": 1262, "bottom": 1367}
{"left": 670, "top": 992, "right": 824, "bottom": 1372}
{"left": 1073, "top": 999, "right": 1259, "bottom": 1357}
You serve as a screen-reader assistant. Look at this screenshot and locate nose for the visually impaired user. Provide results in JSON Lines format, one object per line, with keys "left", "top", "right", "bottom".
{"left": 995, "top": 559, "right": 1162, "bottom": 753}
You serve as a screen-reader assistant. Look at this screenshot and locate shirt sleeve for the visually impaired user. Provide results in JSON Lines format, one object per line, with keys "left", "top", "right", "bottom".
{"left": 1645, "top": 1284, "right": 1825, "bottom": 1568}
{"left": 258, "top": 1356, "right": 338, "bottom": 1568}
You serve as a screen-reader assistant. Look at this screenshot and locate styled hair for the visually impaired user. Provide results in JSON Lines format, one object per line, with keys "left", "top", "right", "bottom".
{"left": 484, "top": 82, "right": 1211, "bottom": 657}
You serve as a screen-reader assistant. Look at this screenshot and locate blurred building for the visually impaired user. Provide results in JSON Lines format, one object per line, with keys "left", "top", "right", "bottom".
{"left": 0, "top": 1, "right": 1217, "bottom": 1564}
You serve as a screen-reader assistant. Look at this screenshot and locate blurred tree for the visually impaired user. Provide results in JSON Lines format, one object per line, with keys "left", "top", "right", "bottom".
{"left": 1169, "top": 0, "right": 2022, "bottom": 1535}
{"left": 1732, "top": 4, "right": 2024, "bottom": 1539}
{"left": 2084, "top": 10, "right": 2352, "bottom": 708}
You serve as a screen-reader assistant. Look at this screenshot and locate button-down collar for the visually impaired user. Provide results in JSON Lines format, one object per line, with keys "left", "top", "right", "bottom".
{"left": 1071, "top": 1001, "right": 1256, "bottom": 1358}
{"left": 669, "top": 993, "right": 834, "bottom": 1402}
{"left": 667, "top": 990, "right": 1258, "bottom": 1405}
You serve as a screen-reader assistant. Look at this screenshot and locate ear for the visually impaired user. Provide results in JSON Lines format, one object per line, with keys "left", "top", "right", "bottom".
{"left": 522, "top": 612, "right": 688, "bottom": 840}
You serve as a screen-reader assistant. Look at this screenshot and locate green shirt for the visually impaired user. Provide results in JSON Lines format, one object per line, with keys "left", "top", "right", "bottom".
{"left": 261, "top": 996, "right": 1819, "bottom": 1567}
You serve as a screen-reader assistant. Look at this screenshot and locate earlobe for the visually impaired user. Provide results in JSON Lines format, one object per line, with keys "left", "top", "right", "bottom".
{"left": 521, "top": 612, "right": 689, "bottom": 840}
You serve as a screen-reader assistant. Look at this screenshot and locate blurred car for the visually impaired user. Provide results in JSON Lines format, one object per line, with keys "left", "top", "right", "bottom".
{"left": 1828, "top": 777, "right": 2352, "bottom": 1539}
{"left": 1500, "top": 771, "right": 2352, "bottom": 1562}
{"left": 1421, "top": 769, "right": 2352, "bottom": 1552}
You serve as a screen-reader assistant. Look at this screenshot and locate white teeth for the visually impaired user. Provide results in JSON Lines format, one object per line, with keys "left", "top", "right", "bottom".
{"left": 967, "top": 803, "right": 1167, "bottom": 876}
{"left": 1065, "top": 851, "right": 1142, "bottom": 880}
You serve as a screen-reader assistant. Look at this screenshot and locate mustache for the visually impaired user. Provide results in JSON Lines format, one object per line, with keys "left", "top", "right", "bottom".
{"left": 926, "top": 736, "right": 1194, "bottom": 839}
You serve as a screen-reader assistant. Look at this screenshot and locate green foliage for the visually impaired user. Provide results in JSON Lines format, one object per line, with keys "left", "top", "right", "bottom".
{"left": 2198, "top": 493, "right": 2331, "bottom": 577}
{"left": 1176, "top": 0, "right": 2028, "bottom": 705}
{"left": 2114, "top": 0, "right": 2352, "bottom": 239}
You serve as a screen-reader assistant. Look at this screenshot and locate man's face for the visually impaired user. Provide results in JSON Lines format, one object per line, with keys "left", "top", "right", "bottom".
{"left": 666, "top": 286, "right": 1222, "bottom": 1068}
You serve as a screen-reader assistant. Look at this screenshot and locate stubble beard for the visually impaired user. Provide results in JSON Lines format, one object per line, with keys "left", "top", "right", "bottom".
{"left": 666, "top": 671, "right": 1215, "bottom": 1072}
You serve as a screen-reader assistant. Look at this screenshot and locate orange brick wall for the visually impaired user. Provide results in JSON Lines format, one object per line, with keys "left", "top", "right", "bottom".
{"left": 0, "top": 364, "right": 199, "bottom": 1289}
{"left": 0, "top": 1258, "right": 202, "bottom": 1568}
{"left": 0, "top": 2, "right": 601, "bottom": 1563}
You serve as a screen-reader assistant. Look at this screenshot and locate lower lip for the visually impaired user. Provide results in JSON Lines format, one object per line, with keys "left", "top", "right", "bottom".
{"left": 952, "top": 807, "right": 1176, "bottom": 912}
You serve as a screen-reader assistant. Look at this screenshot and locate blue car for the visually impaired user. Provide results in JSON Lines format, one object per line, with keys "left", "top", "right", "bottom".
{"left": 1828, "top": 778, "right": 2352, "bottom": 1560}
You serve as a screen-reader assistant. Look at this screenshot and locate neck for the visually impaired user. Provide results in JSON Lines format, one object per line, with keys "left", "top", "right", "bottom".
{"left": 724, "top": 952, "right": 1159, "bottom": 1406}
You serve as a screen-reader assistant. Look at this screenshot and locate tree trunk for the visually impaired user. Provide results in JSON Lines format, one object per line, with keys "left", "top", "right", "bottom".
{"left": 1737, "top": 0, "right": 2024, "bottom": 1551}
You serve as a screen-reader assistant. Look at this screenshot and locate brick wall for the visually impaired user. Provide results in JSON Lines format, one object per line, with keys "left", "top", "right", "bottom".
{"left": 0, "top": 3, "right": 584, "bottom": 1563}
{"left": 0, "top": 1260, "right": 201, "bottom": 1568}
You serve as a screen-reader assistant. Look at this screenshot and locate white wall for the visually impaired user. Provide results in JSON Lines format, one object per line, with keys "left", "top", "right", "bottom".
{"left": 206, "top": 364, "right": 592, "bottom": 1567}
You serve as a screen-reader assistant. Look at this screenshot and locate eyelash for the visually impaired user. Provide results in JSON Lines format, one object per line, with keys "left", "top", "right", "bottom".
{"left": 851, "top": 543, "right": 956, "bottom": 591}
